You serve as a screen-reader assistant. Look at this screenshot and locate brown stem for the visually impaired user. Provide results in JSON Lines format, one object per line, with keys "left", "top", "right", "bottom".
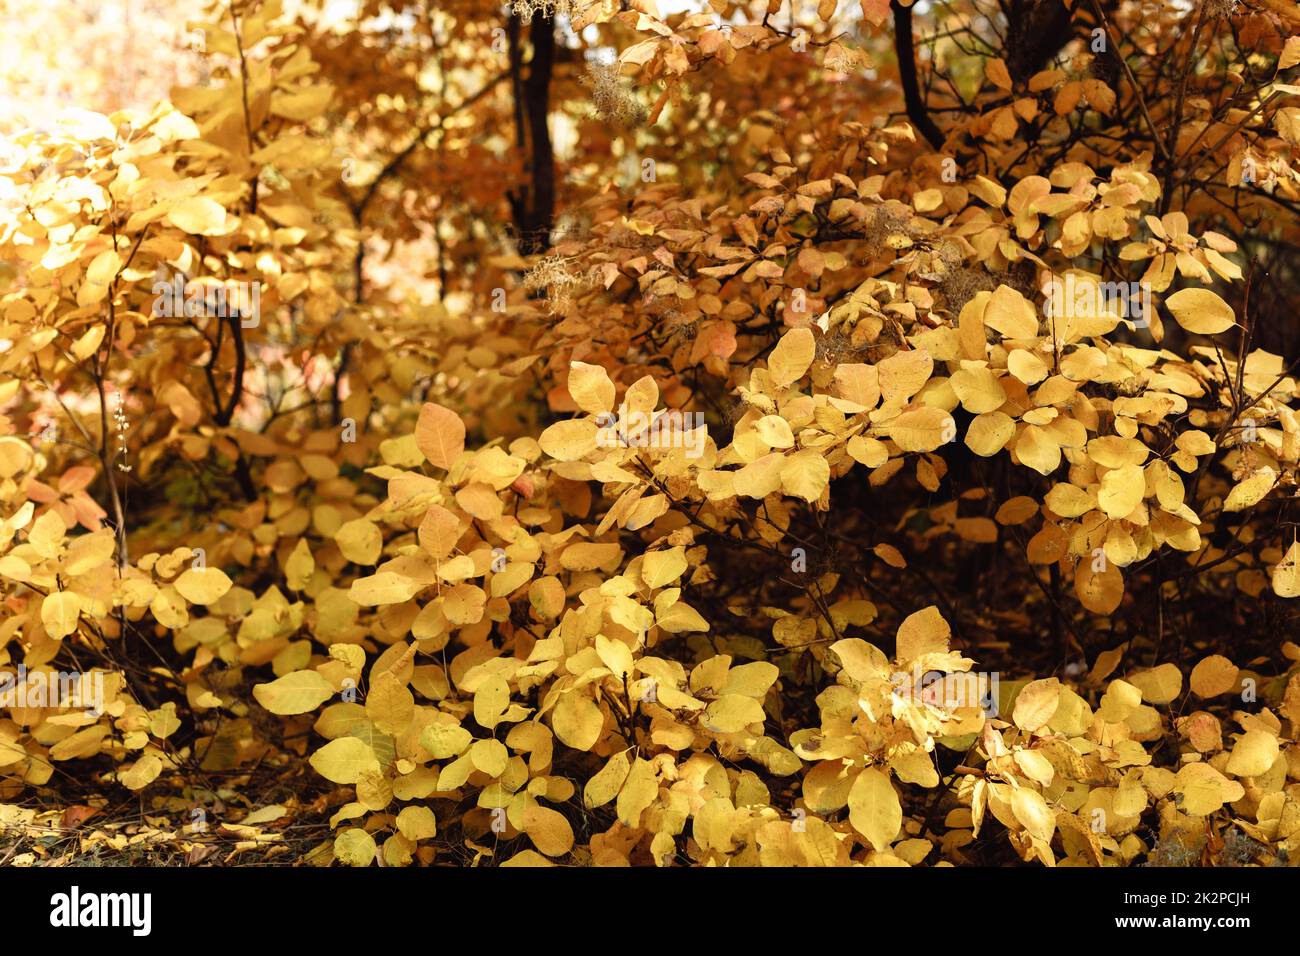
{"left": 892, "top": 1, "right": 945, "bottom": 150}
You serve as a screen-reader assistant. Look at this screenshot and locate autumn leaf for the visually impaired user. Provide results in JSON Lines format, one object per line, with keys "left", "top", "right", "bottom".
{"left": 1165, "top": 287, "right": 1236, "bottom": 335}
{"left": 173, "top": 567, "right": 232, "bottom": 605}
{"left": 768, "top": 327, "right": 816, "bottom": 387}
{"left": 847, "top": 767, "right": 901, "bottom": 852}
{"left": 166, "top": 197, "right": 230, "bottom": 236}
{"left": 415, "top": 403, "right": 466, "bottom": 470}
{"left": 253, "top": 670, "right": 335, "bottom": 715}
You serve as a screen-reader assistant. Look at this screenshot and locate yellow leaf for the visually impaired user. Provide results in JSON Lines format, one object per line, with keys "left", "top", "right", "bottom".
{"left": 271, "top": 83, "right": 335, "bottom": 121}
{"left": 253, "top": 670, "right": 335, "bottom": 715}
{"left": 553, "top": 691, "right": 603, "bottom": 751}
{"left": 873, "top": 544, "right": 907, "bottom": 568}
{"left": 617, "top": 757, "right": 658, "bottom": 827}
{"left": 1013, "top": 750, "right": 1055, "bottom": 787}
{"left": 59, "top": 528, "right": 113, "bottom": 572}
{"left": 40, "top": 591, "right": 81, "bottom": 639}
{"left": 310, "top": 737, "right": 380, "bottom": 784}
{"left": 166, "top": 196, "right": 229, "bottom": 236}
{"left": 723, "top": 661, "right": 780, "bottom": 697}
{"left": 985, "top": 285, "right": 1040, "bottom": 339}
{"left": 473, "top": 675, "right": 510, "bottom": 730}
{"left": 969, "top": 175, "right": 1007, "bottom": 207}
{"left": 886, "top": 406, "right": 953, "bottom": 453}
{"left": 985, "top": 57, "right": 1013, "bottom": 91}
{"left": 1281, "top": 36, "right": 1300, "bottom": 71}
{"left": 285, "top": 539, "right": 314, "bottom": 590}
{"left": 333, "top": 827, "right": 377, "bottom": 866}
{"left": 501, "top": 850, "right": 556, "bottom": 867}
{"left": 539, "top": 419, "right": 599, "bottom": 461}
{"left": 1127, "top": 663, "right": 1182, "bottom": 705}
{"left": 642, "top": 547, "right": 688, "bottom": 588}
{"left": 1012, "top": 677, "right": 1060, "bottom": 732}
{"left": 780, "top": 448, "right": 830, "bottom": 502}
{"left": 29, "top": 510, "right": 67, "bottom": 558}
{"left": 584, "top": 751, "right": 632, "bottom": 809}
{"left": 1098, "top": 463, "right": 1145, "bottom": 519}
{"left": 913, "top": 188, "right": 944, "bottom": 213}
{"left": 830, "top": 638, "right": 888, "bottom": 681}
{"left": 831, "top": 364, "right": 880, "bottom": 411}
{"left": 119, "top": 754, "right": 163, "bottom": 791}
{"left": 965, "top": 411, "right": 1015, "bottom": 456}
{"left": 847, "top": 767, "right": 901, "bottom": 852}
{"left": 149, "top": 703, "right": 182, "bottom": 739}
{"left": 336, "top": 518, "right": 382, "bottom": 566}
{"left": 568, "top": 361, "right": 615, "bottom": 414}
{"left": 1045, "top": 482, "right": 1095, "bottom": 518}
{"left": 995, "top": 496, "right": 1041, "bottom": 525}
{"left": 1007, "top": 349, "right": 1049, "bottom": 385}
{"left": 1174, "top": 762, "right": 1241, "bottom": 816}
{"left": 848, "top": 434, "right": 890, "bottom": 467}
{"left": 85, "top": 249, "right": 121, "bottom": 287}
{"left": 368, "top": 672, "right": 415, "bottom": 734}
{"left": 469, "top": 738, "right": 508, "bottom": 776}
{"left": 755, "top": 414, "right": 795, "bottom": 448}
{"left": 768, "top": 328, "right": 816, "bottom": 387}
{"left": 1075, "top": 559, "right": 1124, "bottom": 614}
{"left": 521, "top": 805, "right": 575, "bottom": 857}
{"left": 1225, "top": 729, "right": 1279, "bottom": 778}
{"left": 71, "top": 325, "right": 106, "bottom": 361}
{"left": 877, "top": 349, "right": 933, "bottom": 403}
{"left": 1224, "top": 467, "right": 1277, "bottom": 512}
{"left": 349, "top": 571, "right": 422, "bottom": 606}
{"left": 896, "top": 605, "right": 950, "bottom": 662}
{"left": 415, "top": 402, "right": 466, "bottom": 470}
{"left": 420, "top": 722, "right": 472, "bottom": 759}
{"left": 173, "top": 567, "right": 232, "bottom": 605}
{"left": 1015, "top": 424, "right": 1061, "bottom": 475}
{"left": 950, "top": 366, "right": 1005, "bottom": 414}
{"left": 655, "top": 597, "right": 710, "bottom": 632}
{"left": 418, "top": 505, "right": 462, "bottom": 559}
{"left": 559, "top": 541, "right": 622, "bottom": 572}
{"left": 702, "top": 694, "right": 765, "bottom": 733}
{"left": 1190, "top": 655, "right": 1239, "bottom": 697}
{"left": 1274, "top": 541, "right": 1300, "bottom": 597}
{"left": 437, "top": 554, "right": 477, "bottom": 582}
{"left": 396, "top": 805, "right": 438, "bottom": 841}
{"left": 1165, "top": 287, "right": 1236, "bottom": 335}
{"left": 49, "top": 725, "right": 108, "bottom": 761}
{"left": 1010, "top": 788, "right": 1055, "bottom": 842}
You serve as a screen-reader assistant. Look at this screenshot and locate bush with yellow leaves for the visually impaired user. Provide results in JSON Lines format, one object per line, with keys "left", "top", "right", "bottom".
{"left": 1, "top": 0, "right": 1299, "bottom": 867}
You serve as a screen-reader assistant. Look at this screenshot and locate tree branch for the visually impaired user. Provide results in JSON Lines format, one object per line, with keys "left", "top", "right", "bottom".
{"left": 892, "top": 1, "right": 945, "bottom": 150}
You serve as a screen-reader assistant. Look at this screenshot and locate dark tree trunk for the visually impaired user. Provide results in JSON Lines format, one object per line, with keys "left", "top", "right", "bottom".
{"left": 507, "top": 12, "right": 556, "bottom": 255}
